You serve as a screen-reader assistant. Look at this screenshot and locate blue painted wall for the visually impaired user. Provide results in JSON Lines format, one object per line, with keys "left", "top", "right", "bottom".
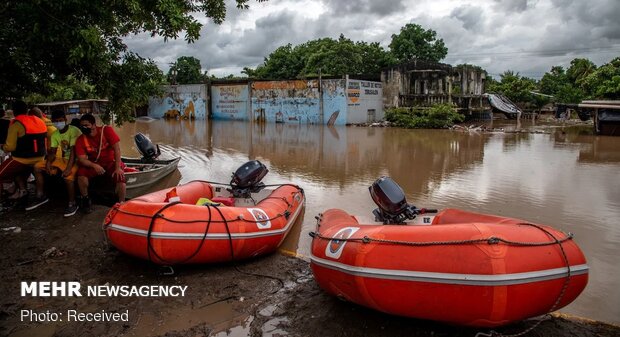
{"left": 148, "top": 85, "right": 207, "bottom": 119}
{"left": 211, "top": 84, "right": 250, "bottom": 120}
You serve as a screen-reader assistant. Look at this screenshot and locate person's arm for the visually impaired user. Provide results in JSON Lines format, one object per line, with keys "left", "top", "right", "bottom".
{"left": 46, "top": 147, "right": 57, "bottom": 172}
{"left": 111, "top": 142, "right": 124, "bottom": 181}
{"left": 2, "top": 122, "right": 22, "bottom": 152}
{"left": 62, "top": 146, "right": 75, "bottom": 177}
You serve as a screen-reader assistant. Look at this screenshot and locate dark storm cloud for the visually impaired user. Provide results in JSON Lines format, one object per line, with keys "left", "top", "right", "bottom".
{"left": 319, "top": 0, "right": 406, "bottom": 16}
{"left": 450, "top": 5, "right": 484, "bottom": 32}
{"left": 124, "top": 0, "right": 620, "bottom": 78}
{"left": 492, "top": 0, "right": 531, "bottom": 13}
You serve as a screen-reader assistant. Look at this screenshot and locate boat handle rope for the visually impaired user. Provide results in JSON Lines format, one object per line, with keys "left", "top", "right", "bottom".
{"left": 310, "top": 217, "right": 573, "bottom": 337}
{"left": 475, "top": 223, "right": 573, "bottom": 337}
{"left": 109, "top": 190, "right": 303, "bottom": 224}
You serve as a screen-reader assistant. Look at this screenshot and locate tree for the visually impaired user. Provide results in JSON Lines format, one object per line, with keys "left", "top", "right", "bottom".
{"left": 566, "top": 58, "right": 597, "bottom": 87}
{"left": 488, "top": 71, "right": 537, "bottom": 104}
{"left": 25, "top": 75, "right": 97, "bottom": 104}
{"left": 0, "top": 0, "right": 266, "bottom": 123}
{"left": 388, "top": 23, "right": 448, "bottom": 63}
{"left": 581, "top": 57, "right": 620, "bottom": 100}
{"left": 168, "top": 56, "right": 206, "bottom": 84}
{"left": 243, "top": 35, "right": 394, "bottom": 79}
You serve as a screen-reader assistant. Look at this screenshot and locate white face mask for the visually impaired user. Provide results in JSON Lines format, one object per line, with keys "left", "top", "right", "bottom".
{"left": 53, "top": 121, "right": 66, "bottom": 130}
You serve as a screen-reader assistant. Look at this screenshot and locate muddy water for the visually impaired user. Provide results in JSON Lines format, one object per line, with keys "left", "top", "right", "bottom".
{"left": 114, "top": 119, "right": 620, "bottom": 325}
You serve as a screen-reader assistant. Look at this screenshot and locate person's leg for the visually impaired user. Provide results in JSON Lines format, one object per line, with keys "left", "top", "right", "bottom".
{"left": 33, "top": 160, "right": 47, "bottom": 198}
{"left": 0, "top": 158, "right": 29, "bottom": 199}
{"left": 115, "top": 182, "right": 126, "bottom": 202}
{"left": 62, "top": 162, "right": 79, "bottom": 217}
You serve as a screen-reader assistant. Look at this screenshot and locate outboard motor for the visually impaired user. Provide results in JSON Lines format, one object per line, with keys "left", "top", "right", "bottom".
{"left": 369, "top": 176, "right": 418, "bottom": 224}
{"left": 229, "top": 160, "right": 269, "bottom": 198}
{"left": 134, "top": 133, "right": 160, "bottom": 162}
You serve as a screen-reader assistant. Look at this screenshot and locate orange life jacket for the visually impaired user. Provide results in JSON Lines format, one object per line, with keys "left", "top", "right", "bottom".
{"left": 13, "top": 115, "right": 47, "bottom": 158}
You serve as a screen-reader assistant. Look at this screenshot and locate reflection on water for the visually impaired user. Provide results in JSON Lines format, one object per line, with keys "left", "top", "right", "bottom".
{"left": 114, "top": 119, "right": 620, "bottom": 325}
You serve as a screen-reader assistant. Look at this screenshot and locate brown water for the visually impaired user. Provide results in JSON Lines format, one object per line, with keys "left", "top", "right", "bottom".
{"left": 115, "top": 118, "right": 620, "bottom": 325}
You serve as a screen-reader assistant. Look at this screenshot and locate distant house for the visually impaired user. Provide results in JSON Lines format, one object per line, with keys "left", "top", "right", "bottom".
{"left": 381, "top": 60, "right": 489, "bottom": 117}
{"left": 36, "top": 99, "right": 108, "bottom": 115}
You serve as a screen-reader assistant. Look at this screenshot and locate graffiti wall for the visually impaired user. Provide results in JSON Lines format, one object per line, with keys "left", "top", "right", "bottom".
{"left": 148, "top": 85, "right": 208, "bottom": 119}
{"left": 321, "top": 79, "right": 348, "bottom": 126}
{"left": 346, "top": 79, "right": 384, "bottom": 124}
{"left": 211, "top": 84, "right": 250, "bottom": 120}
{"left": 251, "top": 80, "right": 322, "bottom": 124}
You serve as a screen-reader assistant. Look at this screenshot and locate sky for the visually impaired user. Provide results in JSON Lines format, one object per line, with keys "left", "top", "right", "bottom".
{"left": 124, "top": 0, "right": 620, "bottom": 80}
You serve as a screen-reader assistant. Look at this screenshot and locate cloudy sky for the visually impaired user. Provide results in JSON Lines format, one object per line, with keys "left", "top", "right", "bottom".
{"left": 124, "top": 0, "right": 620, "bottom": 79}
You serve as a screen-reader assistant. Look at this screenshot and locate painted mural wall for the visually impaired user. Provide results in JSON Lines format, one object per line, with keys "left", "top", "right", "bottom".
{"left": 321, "top": 79, "right": 347, "bottom": 126}
{"left": 251, "top": 80, "right": 322, "bottom": 124}
{"left": 346, "top": 79, "right": 384, "bottom": 124}
{"left": 211, "top": 84, "right": 250, "bottom": 120}
{"left": 148, "top": 84, "right": 208, "bottom": 119}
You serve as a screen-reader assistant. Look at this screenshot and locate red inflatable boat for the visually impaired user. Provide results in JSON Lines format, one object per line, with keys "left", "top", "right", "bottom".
{"left": 310, "top": 177, "right": 588, "bottom": 328}
{"left": 104, "top": 161, "right": 305, "bottom": 264}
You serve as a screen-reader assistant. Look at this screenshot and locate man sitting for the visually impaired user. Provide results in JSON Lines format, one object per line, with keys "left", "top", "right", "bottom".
{"left": 0, "top": 100, "right": 47, "bottom": 203}
{"left": 26, "top": 110, "right": 82, "bottom": 216}
{"left": 74, "top": 114, "right": 125, "bottom": 213}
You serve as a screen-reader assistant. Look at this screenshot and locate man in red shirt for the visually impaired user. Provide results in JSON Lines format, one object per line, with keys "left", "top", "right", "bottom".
{"left": 74, "top": 114, "right": 125, "bottom": 212}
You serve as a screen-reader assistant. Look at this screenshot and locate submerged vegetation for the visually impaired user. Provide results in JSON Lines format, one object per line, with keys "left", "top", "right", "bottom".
{"left": 385, "top": 104, "right": 464, "bottom": 129}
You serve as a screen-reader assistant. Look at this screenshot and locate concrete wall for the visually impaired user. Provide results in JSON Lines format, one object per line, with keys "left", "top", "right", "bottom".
{"left": 320, "top": 79, "right": 347, "bottom": 125}
{"left": 148, "top": 84, "right": 207, "bottom": 119}
{"left": 251, "top": 80, "right": 322, "bottom": 124}
{"left": 211, "top": 84, "right": 250, "bottom": 120}
{"left": 346, "top": 79, "right": 384, "bottom": 124}
{"left": 149, "top": 79, "right": 382, "bottom": 124}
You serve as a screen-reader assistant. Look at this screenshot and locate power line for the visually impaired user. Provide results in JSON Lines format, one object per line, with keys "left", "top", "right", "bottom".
{"left": 446, "top": 45, "right": 620, "bottom": 58}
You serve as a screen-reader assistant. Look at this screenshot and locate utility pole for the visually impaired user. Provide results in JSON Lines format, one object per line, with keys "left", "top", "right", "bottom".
{"left": 319, "top": 68, "right": 324, "bottom": 124}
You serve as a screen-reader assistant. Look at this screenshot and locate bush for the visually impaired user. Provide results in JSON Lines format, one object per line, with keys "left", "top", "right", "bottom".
{"left": 385, "top": 103, "right": 464, "bottom": 128}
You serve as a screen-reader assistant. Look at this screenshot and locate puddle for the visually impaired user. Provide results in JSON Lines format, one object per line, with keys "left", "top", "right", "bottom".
{"left": 129, "top": 298, "right": 248, "bottom": 336}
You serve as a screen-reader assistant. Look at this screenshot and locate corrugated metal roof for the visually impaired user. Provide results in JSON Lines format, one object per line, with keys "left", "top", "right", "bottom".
{"left": 36, "top": 99, "right": 108, "bottom": 106}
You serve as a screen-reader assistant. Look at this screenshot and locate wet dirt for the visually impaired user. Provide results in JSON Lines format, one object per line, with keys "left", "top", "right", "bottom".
{"left": 1, "top": 200, "right": 619, "bottom": 336}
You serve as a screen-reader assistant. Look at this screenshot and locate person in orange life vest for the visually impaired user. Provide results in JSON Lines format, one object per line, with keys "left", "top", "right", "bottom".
{"left": 0, "top": 100, "right": 47, "bottom": 201}
{"left": 74, "top": 114, "right": 125, "bottom": 212}
{"left": 27, "top": 110, "right": 82, "bottom": 216}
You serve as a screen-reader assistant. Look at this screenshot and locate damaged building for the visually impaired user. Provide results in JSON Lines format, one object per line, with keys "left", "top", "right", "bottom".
{"left": 381, "top": 60, "right": 489, "bottom": 117}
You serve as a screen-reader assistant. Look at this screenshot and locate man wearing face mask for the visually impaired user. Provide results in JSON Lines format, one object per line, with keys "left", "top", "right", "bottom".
{"left": 74, "top": 114, "right": 125, "bottom": 213}
{"left": 27, "top": 110, "right": 82, "bottom": 216}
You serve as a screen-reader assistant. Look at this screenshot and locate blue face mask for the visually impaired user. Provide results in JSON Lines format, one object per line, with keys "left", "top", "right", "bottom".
{"left": 53, "top": 121, "right": 66, "bottom": 130}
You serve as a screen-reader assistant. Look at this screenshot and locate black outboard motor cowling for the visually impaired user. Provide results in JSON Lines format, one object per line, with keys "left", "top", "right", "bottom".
{"left": 134, "top": 133, "right": 160, "bottom": 162}
{"left": 370, "top": 176, "right": 417, "bottom": 224}
{"left": 230, "top": 160, "right": 269, "bottom": 198}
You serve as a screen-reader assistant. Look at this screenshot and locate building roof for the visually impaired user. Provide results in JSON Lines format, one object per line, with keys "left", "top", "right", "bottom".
{"left": 36, "top": 99, "right": 108, "bottom": 107}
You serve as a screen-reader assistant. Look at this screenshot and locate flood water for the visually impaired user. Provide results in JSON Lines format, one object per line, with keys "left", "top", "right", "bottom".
{"left": 114, "top": 118, "right": 620, "bottom": 325}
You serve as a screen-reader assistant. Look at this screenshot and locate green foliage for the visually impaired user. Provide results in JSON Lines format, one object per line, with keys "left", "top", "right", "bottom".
{"left": 1, "top": 0, "right": 265, "bottom": 124}
{"left": 388, "top": 23, "right": 448, "bottom": 63}
{"left": 538, "top": 57, "right": 619, "bottom": 102}
{"left": 488, "top": 71, "right": 538, "bottom": 103}
{"left": 24, "top": 76, "right": 97, "bottom": 104}
{"left": 581, "top": 57, "right": 620, "bottom": 100}
{"left": 566, "top": 58, "right": 597, "bottom": 87}
{"left": 386, "top": 104, "right": 464, "bottom": 129}
{"left": 103, "top": 53, "right": 165, "bottom": 126}
{"left": 168, "top": 56, "right": 206, "bottom": 84}
{"left": 244, "top": 34, "right": 395, "bottom": 79}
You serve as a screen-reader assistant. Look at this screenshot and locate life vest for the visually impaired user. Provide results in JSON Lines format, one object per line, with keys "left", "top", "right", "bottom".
{"left": 12, "top": 115, "right": 47, "bottom": 158}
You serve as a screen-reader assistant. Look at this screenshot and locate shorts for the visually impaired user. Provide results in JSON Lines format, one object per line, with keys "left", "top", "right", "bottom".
{"left": 77, "top": 160, "right": 126, "bottom": 183}
{"left": 0, "top": 157, "right": 33, "bottom": 182}
{"left": 34, "top": 157, "right": 78, "bottom": 181}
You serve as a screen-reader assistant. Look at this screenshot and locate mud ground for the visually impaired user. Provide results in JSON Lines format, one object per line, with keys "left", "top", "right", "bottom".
{"left": 1, "top": 200, "right": 619, "bottom": 337}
